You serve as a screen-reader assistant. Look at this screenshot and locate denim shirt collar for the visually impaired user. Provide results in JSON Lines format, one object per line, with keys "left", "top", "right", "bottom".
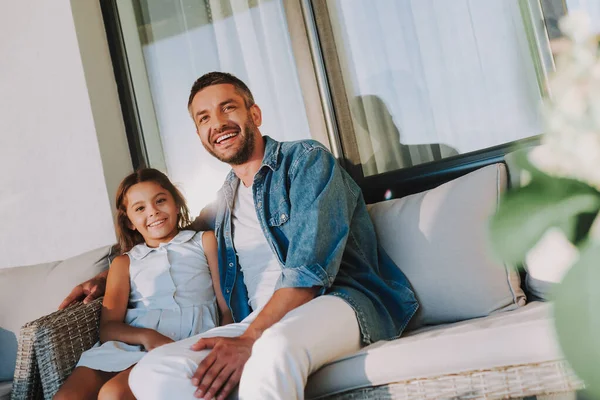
{"left": 222, "top": 136, "right": 281, "bottom": 206}
{"left": 261, "top": 135, "right": 282, "bottom": 171}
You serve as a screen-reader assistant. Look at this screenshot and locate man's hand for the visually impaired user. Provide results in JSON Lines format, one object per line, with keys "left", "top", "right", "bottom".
{"left": 141, "top": 329, "right": 175, "bottom": 352}
{"left": 58, "top": 271, "right": 108, "bottom": 310}
{"left": 190, "top": 336, "right": 254, "bottom": 400}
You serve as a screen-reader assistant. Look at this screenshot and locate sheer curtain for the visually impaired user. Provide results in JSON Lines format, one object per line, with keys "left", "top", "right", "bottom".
{"left": 128, "top": 0, "right": 310, "bottom": 215}
{"left": 326, "top": 0, "right": 544, "bottom": 176}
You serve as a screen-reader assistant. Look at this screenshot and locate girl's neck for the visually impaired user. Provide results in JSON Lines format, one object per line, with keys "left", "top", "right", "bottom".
{"left": 143, "top": 228, "right": 180, "bottom": 248}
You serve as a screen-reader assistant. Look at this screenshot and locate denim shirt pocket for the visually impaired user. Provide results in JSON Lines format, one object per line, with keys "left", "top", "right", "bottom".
{"left": 267, "top": 198, "right": 290, "bottom": 227}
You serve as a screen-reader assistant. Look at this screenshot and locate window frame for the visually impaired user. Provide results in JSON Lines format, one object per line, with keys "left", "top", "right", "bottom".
{"left": 101, "top": 0, "right": 148, "bottom": 170}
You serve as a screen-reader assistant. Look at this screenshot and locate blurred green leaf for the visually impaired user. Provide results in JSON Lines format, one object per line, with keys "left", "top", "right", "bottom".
{"left": 490, "top": 169, "right": 600, "bottom": 264}
{"left": 554, "top": 240, "right": 600, "bottom": 396}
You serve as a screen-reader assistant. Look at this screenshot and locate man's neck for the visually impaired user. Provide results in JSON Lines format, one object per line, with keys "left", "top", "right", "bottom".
{"left": 232, "top": 135, "right": 266, "bottom": 187}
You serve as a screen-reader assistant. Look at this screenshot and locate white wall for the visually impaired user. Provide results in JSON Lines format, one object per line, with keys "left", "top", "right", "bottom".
{"left": 0, "top": 0, "right": 132, "bottom": 268}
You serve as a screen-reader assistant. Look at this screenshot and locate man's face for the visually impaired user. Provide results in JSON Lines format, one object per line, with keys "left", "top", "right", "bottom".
{"left": 189, "top": 83, "right": 262, "bottom": 165}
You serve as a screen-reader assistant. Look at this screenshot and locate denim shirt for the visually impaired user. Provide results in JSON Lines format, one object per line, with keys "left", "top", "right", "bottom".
{"left": 208, "top": 136, "right": 418, "bottom": 344}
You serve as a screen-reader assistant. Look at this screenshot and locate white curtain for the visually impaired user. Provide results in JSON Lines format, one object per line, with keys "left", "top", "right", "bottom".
{"left": 328, "top": 0, "right": 544, "bottom": 176}
{"left": 137, "top": 0, "right": 310, "bottom": 216}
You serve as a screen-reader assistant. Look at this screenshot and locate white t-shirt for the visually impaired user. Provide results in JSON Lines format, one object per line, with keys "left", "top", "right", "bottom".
{"left": 232, "top": 181, "right": 282, "bottom": 311}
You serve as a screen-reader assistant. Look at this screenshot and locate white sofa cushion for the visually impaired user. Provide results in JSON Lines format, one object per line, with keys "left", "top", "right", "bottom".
{"left": 0, "top": 245, "right": 112, "bottom": 382}
{"left": 368, "top": 163, "right": 526, "bottom": 328}
{"left": 305, "top": 302, "right": 561, "bottom": 399}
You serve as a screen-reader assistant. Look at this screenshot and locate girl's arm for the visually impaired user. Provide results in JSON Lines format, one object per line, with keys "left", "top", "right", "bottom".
{"left": 202, "top": 231, "right": 234, "bottom": 325}
{"left": 100, "top": 255, "right": 173, "bottom": 350}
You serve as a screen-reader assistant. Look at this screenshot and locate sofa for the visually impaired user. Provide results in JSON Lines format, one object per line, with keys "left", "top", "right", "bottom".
{"left": 0, "top": 161, "right": 585, "bottom": 400}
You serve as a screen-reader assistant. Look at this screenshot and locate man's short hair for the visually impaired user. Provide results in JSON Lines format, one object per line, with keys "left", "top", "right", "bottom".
{"left": 188, "top": 72, "right": 255, "bottom": 109}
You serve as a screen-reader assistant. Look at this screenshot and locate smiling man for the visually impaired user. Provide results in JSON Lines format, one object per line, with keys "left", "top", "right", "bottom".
{"left": 64, "top": 72, "right": 418, "bottom": 400}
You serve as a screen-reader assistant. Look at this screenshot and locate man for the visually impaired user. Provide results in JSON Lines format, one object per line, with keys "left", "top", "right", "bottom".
{"left": 62, "top": 72, "right": 418, "bottom": 400}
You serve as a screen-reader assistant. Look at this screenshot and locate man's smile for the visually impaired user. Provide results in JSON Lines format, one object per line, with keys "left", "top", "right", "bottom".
{"left": 215, "top": 131, "right": 239, "bottom": 145}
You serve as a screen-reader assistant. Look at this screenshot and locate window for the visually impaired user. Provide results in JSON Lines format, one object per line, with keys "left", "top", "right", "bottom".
{"left": 312, "top": 0, "right": 558, "bottom": 177}
{"left": 104, "top": 0, "right": 598, "bottom": 195}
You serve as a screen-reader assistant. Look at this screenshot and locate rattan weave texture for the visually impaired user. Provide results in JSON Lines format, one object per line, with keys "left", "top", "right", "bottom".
{"left": 11, "top": 298, "right": 103, "bottom": 400}
{"left": 323, "top": 360, "right": 584, "bottom": 400}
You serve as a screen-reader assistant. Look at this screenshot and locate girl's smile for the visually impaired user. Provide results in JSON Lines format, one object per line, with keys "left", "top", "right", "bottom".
{"left": 148, "top": 218, "right": 167, "bottom": 228}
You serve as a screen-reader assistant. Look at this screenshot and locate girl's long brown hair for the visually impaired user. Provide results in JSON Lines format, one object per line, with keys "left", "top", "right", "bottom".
{"left": 114, "top": 168, "right": 192, "bottom": 253}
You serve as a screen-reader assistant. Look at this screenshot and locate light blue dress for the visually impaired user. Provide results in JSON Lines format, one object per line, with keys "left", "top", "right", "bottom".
{"left": 77, "top": 230, "right": 219, "bottom": 372}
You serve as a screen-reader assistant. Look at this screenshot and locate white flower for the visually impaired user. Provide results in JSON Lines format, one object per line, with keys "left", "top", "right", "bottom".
{"left": 531, "top": 12, "right": 600, "bottom": 189}
{"left": 559, "top": 10, "right": 591, "bottom": 43}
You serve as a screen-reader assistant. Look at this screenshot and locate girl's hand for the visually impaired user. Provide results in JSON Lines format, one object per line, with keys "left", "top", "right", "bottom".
{"left": 141, "top": 329, "right": 175, "bottom": 351}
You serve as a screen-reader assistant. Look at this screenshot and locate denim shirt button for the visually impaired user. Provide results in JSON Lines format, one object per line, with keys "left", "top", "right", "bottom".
{"left": 257, "top": 201, "right": 262, "bottom": 208}
{"left": 226, "top": 289, "right": 230, "bottom": 293}
{"left": 228, "top": 262, "right": 234, "bottom": 267}
{"left": 281, "top": 213, "right": 287, "bottom": 221}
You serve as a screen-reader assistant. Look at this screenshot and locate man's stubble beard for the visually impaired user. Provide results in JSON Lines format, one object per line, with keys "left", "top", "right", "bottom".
{"left": 203, "top": 118, "right": 258, "bottom": 165}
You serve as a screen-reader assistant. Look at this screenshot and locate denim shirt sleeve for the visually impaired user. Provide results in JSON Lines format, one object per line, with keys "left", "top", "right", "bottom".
{"left": 275, "top": 146, "right": 359, "bottom": 293}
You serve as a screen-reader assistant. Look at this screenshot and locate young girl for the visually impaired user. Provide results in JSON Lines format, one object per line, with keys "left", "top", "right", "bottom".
{"left": 54, "top": 168, "right": 231, "bottom": 400}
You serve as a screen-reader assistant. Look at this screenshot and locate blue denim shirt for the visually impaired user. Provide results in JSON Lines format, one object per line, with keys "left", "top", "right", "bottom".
{"left": 208, "top": 136, "right": 418, "bottom": 344}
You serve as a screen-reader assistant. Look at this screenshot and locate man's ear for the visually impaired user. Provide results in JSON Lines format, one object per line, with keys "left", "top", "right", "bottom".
{"left": 250, "top": 104, "right": 262, "bottom": 127}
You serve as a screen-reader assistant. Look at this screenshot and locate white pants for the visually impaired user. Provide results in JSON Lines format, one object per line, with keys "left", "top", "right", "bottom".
{"left": 128, "top": 295, "right": 361, "bottom": 400}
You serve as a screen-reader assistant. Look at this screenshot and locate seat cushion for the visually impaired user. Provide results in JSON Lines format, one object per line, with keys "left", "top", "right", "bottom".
{"left": 368, "top": 163, "right": 526, "bottom": 328}
{"left": 306, "top": 302, "right": 562, "bottom": 399}
{"left": 0, "top": 245, "right": 112, "bottom": 381}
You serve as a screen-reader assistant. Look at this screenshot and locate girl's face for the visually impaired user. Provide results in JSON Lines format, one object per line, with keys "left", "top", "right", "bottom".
{"left": 124, "top": 181, "right": 179, "bottom": 248}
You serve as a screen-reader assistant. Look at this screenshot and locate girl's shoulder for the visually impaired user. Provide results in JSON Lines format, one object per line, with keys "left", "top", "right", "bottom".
{"left": 109, "top": 254, "right": 130, "bottom": 272}
{"left": 189, "top": 230, "right": 206, "bottom": 248}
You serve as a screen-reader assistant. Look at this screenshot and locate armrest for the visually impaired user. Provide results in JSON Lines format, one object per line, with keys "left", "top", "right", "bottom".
{"left": 11, "top": 298, "right": 103, "bottom": 400}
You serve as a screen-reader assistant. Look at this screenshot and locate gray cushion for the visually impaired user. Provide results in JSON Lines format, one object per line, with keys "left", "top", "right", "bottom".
{"left": 0, "top": 245, "right": 111, "bottom": 381}
{"left": 368, "top": 163, "right": 526, "bottom": 328}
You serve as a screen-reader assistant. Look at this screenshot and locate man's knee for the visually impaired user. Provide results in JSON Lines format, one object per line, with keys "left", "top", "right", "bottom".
{"left": 129, "top": 346, "right": 204, "bottom": 398}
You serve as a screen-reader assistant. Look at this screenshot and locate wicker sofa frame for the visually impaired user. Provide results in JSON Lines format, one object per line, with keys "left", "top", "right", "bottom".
{"left": 11, "top": 298, "right": 584, "bottom": 400}
{"left": 12, "top": 298, "right": 103, "bottom": 400}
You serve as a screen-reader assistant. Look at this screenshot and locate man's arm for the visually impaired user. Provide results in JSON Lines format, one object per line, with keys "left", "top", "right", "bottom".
{"left": 239, "top": 286, "right": 319, "bottom": 340}
{"left": 58, "top": 268, "right": 109, "bottom": 310}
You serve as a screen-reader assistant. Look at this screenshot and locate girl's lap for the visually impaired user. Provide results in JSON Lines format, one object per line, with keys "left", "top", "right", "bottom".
{"left": 98, "top": 366, "right": 135, "bottom": 400}
{"left": 54, "top": 366, "right": 134, "bottom": 400}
